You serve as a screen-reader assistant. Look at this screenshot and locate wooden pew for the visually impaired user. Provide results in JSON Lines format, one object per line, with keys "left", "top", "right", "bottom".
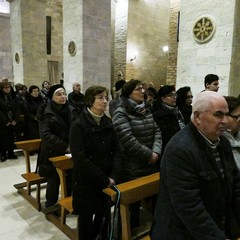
{"left": 48, "top": 155, "right": 77, "bottom": 240}
{"left": 14, "top": 139, "right": 46, "bottom": 211}
{"left": 49, "top": 154, "right": 159, "bottom": 240}
{"left": 103, "top": 172, "right": 160, "bottom": 240}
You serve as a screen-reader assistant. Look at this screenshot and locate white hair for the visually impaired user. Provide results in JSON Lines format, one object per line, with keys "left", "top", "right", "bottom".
{"left": 190, "top": 91, "right": 226, "bottom": 121}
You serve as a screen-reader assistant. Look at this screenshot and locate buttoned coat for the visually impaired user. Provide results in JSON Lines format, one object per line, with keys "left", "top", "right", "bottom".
{"left": 151, "top": 123, "right": 240, "bottom": 240}
{"left": 70, "top": 107, "right": 121, "bottom": 214}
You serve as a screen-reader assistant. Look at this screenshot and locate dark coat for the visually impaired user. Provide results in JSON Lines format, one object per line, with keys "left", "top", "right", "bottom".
{"left": 37, "top": 101, "right": 77, "bottom": 176}
{"left": 69, "top": 107, "right": 121, "bottom": 214}
{"left": 151, "top": 123, "right": 240, "bottom": 240}
{"left": 0, "top": 91, "right": 20, "bottom": 151}
{"left": 153, "top": 103, "right": 183, "bottom": 152}
{"left": 68, "top": 91, "right": 84, "bottom": 110}
{"left": 112, "top": 96, "right": 162, "bottom": 181}
{"left": 24, "top": 95, "right": 44, "bottom": 139}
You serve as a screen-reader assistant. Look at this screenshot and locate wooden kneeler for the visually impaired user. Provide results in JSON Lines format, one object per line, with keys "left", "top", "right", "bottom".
{"left": 14, "top": 139, "right": 46, "bottom": 211}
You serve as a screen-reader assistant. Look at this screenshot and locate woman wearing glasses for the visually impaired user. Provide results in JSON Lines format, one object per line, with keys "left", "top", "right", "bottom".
{"left": 112, "top": 79, "right": 162, "bottom": 229}
{"left": 224, "top": 96, "right": 240, "bottom": 170}
{"left": 70, "top": 86, "right": 121, "bottom": 240}
{"left": 153, "top": 85, "right": 185, "bottom": 156}
{"left": 176, "top": 86, "right": 193, "bottom": 124}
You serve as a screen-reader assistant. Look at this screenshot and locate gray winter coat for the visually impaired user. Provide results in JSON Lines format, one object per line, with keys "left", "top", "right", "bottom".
{"left": 112, "top": 96, "right": 162, "bottom": 181}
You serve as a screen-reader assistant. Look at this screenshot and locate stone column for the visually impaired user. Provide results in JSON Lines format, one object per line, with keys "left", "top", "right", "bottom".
{"left": 63, "top": 0, "right": 111, "bottom": 93}
{"left": 8, "top": 0, "right": 48, "bottom": 87}
{"left": 176, "top": 0, "right": 237, "bottom": 96}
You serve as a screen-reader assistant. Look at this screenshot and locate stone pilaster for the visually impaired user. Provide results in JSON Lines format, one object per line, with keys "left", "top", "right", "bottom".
{"left": 63, "top": 0, "right": 111, "bottom": 93}
{"left": 8, "top": 0, "right": 48, "bottom": 87}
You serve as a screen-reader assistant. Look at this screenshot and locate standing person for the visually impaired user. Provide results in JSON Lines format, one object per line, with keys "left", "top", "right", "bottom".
{"left": 223, "top": 96, "right": 240, "bottom": 170}
{"left": 24, "top": 85, "right": 44, "bottom": 140}
{"left": 203, "top": 73, "right": 219, "bottom": 92}
{"left": 68, "top": 82, "right": 85, "bottom": 110}
{"left": 0, "top": 82, "right": 20, "bottom": 161}
{"left": 69, "top": 86, "right": 121, "bottom": 240}
{"left": 176, "top": 86, "right": 193, "bottom": 124}
{"left": 153, "top": 85, "right": 185, "bottom": 156}
{"left": 37, "top": 84, "right": 77, "bottom": 208}
{"left": 150, "top": 91, "right": 240, "bottom": 240}
{"left": 40, "top": 80, "right": 51, "bottom": 102}
{"left": 109, "top": 79, "right": 126, "bottom": 117}
{"left": 112, "top": 79, "right": 162, "bottom": 229}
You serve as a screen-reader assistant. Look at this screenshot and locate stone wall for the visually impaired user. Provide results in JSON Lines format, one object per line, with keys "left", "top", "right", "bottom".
{"left": 46, "top": 0, "right": 63, "bottom": 84}
{"left": 166, "top": 0, "right": 180, "bottom": 86}
{"left": 229, "top": 0, "right": 240, "bottom": 97}
{"left": 176, "top": 0, "right": 236, "bottom": 96}
{"left": 126, "top": 0, "right": 171, "bottom": 89}
{"left": 0, "top": 14, "right": 12, "bottom": 80}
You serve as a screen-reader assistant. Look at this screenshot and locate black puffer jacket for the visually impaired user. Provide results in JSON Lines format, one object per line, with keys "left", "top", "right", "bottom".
{"left": 112, "top": 96, "right": 162, "bottom": 181}
{"left": 70, "top": 107, "right": 121, "bottom": 214}
{"left": 36, "top": 101, "right": 77, "bottom": 176}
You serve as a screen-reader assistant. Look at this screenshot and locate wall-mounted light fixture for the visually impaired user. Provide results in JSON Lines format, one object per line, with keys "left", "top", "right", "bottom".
{"left": 162, "top": 45, "right": 169, "bottom": 53}
{"left": 130, "top": 50, "right": 138, "bottom": 62}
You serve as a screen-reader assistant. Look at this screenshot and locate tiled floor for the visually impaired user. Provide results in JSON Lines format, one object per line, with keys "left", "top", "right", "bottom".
{"left": 0, "top": 150, "right": 76, "bottom": 239}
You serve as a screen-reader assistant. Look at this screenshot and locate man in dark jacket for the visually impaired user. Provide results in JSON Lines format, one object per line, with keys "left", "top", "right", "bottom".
{"left": 68, "top": 82, "right": 84, "bottom": 110}
{"left": 151, "top": 91, "right": 240, "bottom": 240}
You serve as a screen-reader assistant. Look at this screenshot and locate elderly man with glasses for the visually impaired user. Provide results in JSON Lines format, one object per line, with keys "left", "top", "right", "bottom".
{"left": 151, "top": 91, "right": 240, "bottom": 240}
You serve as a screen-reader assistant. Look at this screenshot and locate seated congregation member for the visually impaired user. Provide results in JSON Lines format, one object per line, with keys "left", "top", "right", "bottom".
{"left": 70, "top": 86, "right": 121, "bottom": 240}
{"left": 24, "top": 85, "right": 44, "bottom": 140}
{"left": 153, "top": 85, "right": 185, "bottom": 156}
{"left": 176, "top": 86, "right": 193, "bottom": 124}
{"left": 68, "top": 82, "right": 85, "bottom": 111}
{"left": 151, "top": 91, "right": 240, "bottom": 240}
{"left": 0, "top": 81, "right": 20, "bottom": 161}
{"left": 112, "top": 79, "right": 162, "bottom": 229}
{"left": 224, "top": 96, "right": 240, "bottom": 170}
{"left": 37, "top": 84, "right": 77, "bottom": 208}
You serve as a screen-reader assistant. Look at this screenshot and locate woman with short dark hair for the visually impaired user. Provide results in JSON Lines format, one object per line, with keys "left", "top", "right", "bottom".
{"left": 112, "top": 79, "right": 162, "bottom": 229}
{"left": 70, "top": 85, "right": 121, "bottom": 240}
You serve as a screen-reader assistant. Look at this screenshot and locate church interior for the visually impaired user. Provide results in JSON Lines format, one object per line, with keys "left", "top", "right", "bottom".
{"left": 1, "top": 0, "right": 240, "bottom": 239}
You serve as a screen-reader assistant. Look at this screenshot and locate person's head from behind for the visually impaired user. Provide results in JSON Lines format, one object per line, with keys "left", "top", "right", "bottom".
{"left": 145, "top": 89, "right": 155, "bottom": 105}
{"left": 176, "top": 86, "right": 193, "bottom": 107}
{"left": 72, "top": 83, "right": 81, "bottom": 93}
{"left": 48, "top": 84, "right": 66, "bottom": 105}
{"left": 29, "top": 85, "right": 40, "bottom": 98}
{"left": 122, "top": 79, "right": 144, "bottom": 104}
{"left": 204, "top": 74, "right": 219, "bottom": 92}
{"left": 114, "top": 80, "right": 126, "bottom": 94}
{"left": 84, "top": 86, "right": 108, "bottom": 115}
{"left": 42, "top": 81, "right": 51, "bottom": 90}
{"left": 191, "top": 91, "right": 228, "bottom": 141}
{"left": 224, "top": 96, "right": 240, "bottom": 135}
{"left": 157, "top": 85, "right": 176, "bottom": 107}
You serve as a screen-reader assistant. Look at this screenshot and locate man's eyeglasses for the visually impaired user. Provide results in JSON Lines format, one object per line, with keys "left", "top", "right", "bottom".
{"left": 229, "top": 114, "right": 240, "bottom": 121}
{"left": 95, "top": 96, "right": 109, "bottom": 102}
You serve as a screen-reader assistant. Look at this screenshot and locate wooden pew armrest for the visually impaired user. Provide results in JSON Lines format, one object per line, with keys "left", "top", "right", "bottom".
{"left": 103, "top": 172, "right": 160, "bottom": 205}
